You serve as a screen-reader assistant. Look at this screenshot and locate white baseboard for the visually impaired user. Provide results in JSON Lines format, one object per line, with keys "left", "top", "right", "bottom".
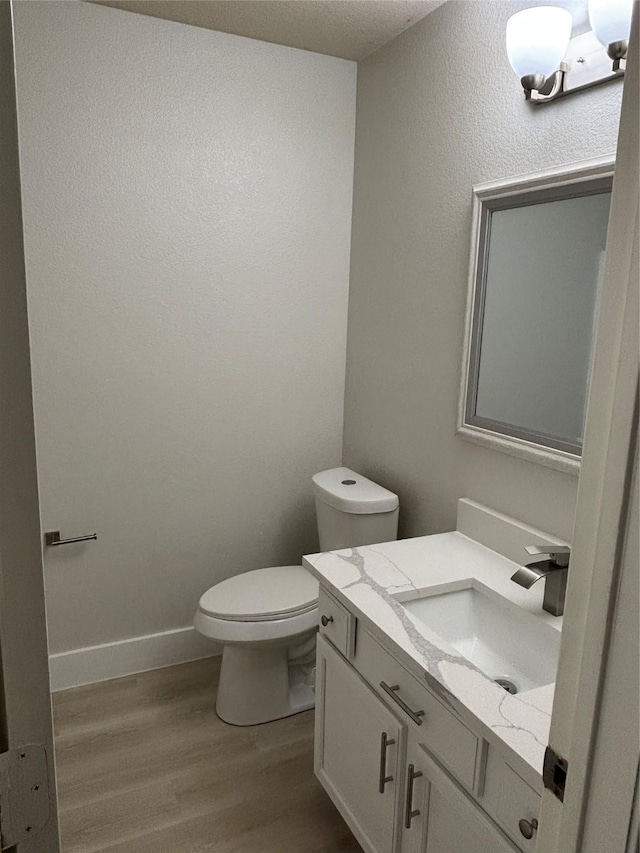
{"left": 49, "top": 626, "right": 220, "bottom": 692}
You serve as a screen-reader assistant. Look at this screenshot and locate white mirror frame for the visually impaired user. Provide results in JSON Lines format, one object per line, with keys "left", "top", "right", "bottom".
{"left": 457, "top": 155, "right": 615, "bottom": 476}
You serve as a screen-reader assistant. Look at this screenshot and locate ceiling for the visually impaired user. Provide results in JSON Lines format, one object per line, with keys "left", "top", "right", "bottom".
{"left": 90, "top": 0, "right": 447, "bottom": 61}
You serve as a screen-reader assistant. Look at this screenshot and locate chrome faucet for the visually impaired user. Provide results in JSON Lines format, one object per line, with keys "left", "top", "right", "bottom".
{"left": 511, "top": 545, "right": 571, "bottom": 617}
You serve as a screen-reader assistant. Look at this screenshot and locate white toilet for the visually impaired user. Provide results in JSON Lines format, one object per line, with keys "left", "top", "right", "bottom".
{"left": 194, "top": 467, "right": 399, "bottom": 726}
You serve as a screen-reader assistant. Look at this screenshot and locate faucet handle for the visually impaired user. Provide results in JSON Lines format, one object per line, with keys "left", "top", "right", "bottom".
{"left": 525, "top": 544, "right": 570, "bottom": 567}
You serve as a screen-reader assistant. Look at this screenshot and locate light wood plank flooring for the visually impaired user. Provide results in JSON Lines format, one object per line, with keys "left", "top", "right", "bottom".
{"left": 52, "top": 657, "right": 362, "bottom": 853}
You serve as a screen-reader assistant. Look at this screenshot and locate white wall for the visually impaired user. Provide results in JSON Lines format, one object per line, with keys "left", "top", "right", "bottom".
{"left": 342, "top": 0, "right": 623, "bottom": 543}
{"left": 14, "top": 2, "right": 356, "bottom": 662}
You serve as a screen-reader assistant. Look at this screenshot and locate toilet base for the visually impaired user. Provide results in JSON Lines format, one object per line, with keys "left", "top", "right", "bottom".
{"left": 215, "top": 642, "right": 316, "bottom": 726}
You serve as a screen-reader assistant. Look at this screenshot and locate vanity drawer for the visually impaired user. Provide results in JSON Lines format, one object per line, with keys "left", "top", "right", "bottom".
{"left": 354, "top": 626, "right": 479, "bottom": 790}
{"left": 480, "top": 749, "right": 541, "bottom": 851}
{"left": 317, "top": 588, "right": 356, "bottom": 659}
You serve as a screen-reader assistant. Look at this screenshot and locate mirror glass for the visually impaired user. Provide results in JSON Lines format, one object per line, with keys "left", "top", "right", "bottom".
{"left": 459, "top": 160, "right": 613, "bottom": 472}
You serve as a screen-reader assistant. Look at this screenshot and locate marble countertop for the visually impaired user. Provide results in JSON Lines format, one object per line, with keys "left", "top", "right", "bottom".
{"left": 303, "top": 530, "right": 563, "bottom": 789}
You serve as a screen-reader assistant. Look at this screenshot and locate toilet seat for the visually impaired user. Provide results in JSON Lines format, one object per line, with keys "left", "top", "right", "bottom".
{"left": 195, "top": 565, "right": 319, "bottom": 645}
{"left": 194, "top": 603, "right": 318, "bottom": 645}
{"left": 198, "top": 565, "right": 318, "bottom": 622}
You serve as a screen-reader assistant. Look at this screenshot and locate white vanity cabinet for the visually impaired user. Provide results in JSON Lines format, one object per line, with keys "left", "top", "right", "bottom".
{"left": 315, "top": 634, "right": 403, "bottom": 852}
{"left": 314, "top": 588, "right": 541, "bottom": 853}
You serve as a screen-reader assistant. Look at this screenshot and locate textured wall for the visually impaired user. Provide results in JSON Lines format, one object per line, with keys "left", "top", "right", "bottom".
{"left": 14, "top": 1, "right": 355, "bottom": 654}
{"left": 343, "top": 0, "right": 622, "bottom": 542}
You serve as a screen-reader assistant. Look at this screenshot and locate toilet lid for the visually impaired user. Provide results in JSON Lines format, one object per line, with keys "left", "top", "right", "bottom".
{"left": 198, "top": 565, "right": 319, "bottom": 622}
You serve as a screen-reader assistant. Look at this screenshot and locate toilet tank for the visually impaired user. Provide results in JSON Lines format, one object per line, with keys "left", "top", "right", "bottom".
{"left": 312, "top": 467, "right": 399, "bottom": 552}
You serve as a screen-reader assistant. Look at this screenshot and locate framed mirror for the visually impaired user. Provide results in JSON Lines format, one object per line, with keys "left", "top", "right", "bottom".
{"left": 457, "top": 156, "right": 614, "bottom": 474}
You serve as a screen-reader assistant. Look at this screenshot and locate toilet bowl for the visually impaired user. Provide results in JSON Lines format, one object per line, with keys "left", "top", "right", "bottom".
{"left": 194, "top": 467, "right": 399, "bottom": 726}
{"left": 194, "top": 565, "right": 319, "bottom": 725}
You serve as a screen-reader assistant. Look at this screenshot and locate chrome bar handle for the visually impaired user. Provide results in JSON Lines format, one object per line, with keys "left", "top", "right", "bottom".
{"left": 45, "top": 530, "right": 97, "bottom": 547}
{"left": 404, "top": 763, "right": 423, "bottom": 829}
{"left": 378, "top": 732, "right": 395, "bottom": 794}
{"left": 380, "top": 682, "right": 425, "bottom": 726}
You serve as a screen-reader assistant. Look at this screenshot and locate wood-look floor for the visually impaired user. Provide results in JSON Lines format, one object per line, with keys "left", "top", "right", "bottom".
{"left": 52, "top": 657, "right": 362, "bottom": 853}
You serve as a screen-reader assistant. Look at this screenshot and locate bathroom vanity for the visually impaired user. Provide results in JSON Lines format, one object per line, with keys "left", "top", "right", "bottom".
{"left": 303, "top": 499, "right": 566, "bottom": 853}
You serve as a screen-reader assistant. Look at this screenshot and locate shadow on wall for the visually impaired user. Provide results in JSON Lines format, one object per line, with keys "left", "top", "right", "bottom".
{"left": 264, "top": 495, "right": 320, "bottom": 565}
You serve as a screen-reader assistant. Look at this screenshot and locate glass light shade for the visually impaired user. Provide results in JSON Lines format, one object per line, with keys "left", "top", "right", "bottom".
{"left": 506, "top": 6, "right": 573, "bottom": 79}
{"left": 588, "top": 0, "right": 633, "bottom": 46}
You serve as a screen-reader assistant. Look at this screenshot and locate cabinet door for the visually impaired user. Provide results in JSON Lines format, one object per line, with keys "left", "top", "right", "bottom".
{"left": 415, "top": 749, "right": 518, "bottom": 853}
{"left": 315, "top": 634, "right": 404, "bottom": 853}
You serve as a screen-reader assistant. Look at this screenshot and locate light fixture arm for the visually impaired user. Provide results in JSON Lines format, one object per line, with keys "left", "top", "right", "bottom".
{"left": 607, "top": 38, "right": 628, "bottom": 60}
{"left": 519, "top": 31, "right": 626, "bottom": 105}
{"left": 522, "top": 64, "right": 568, "bottom": 103}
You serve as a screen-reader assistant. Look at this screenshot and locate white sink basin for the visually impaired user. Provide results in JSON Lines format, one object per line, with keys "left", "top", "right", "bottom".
{"left": 400, "top": 586, "right": 560, "bottom": 693}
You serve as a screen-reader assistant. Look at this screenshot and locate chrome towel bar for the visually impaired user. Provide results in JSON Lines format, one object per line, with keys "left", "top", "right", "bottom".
{"left": 44, "top": 530, "right": 97, "bottom": 547}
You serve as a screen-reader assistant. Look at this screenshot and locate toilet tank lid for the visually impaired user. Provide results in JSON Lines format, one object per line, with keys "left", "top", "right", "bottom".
{"left": 312, "top": 467, "right": 399, "bottom": 515}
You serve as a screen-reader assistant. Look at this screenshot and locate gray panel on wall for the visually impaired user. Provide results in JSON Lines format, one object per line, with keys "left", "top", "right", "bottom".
{"left": 475, "top": 192, "right": 611, "bottom": 444}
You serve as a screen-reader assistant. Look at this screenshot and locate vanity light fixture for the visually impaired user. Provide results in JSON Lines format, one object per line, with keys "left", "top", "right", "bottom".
{"left": 506, "top": 1, "right": 632, "bottom": 104}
